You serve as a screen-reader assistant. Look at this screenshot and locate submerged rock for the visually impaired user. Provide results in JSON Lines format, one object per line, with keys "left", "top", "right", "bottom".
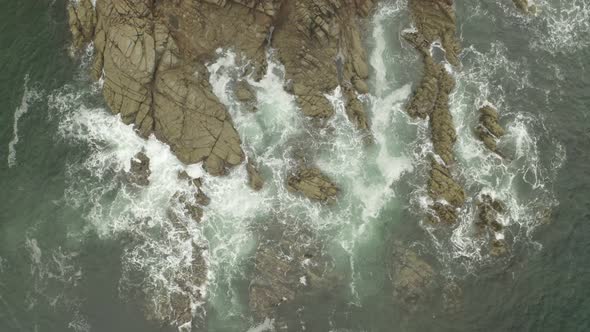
{"left": 287, "top": 166, "right": 338, "bottom": 202}
{"left": 127, "top": 151, "right": 151, "bottom": 186}
{"left": 249, "top": 223, "right": 337, "bottom": 323}
{"left": 512, "top": 0, "right": 537, "bottom": 14}
{"left": 476, "top": 105, "right": 506, "bottom": 155}
{"left": 388, "top": 242, "right": 437, "bottom": 313}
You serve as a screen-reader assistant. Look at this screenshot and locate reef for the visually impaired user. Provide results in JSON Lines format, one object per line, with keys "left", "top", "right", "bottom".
{"left": 402, "top": 0, "right": 465, "bottom": 224}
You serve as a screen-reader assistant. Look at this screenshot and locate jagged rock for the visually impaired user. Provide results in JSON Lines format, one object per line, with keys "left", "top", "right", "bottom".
{"left": 476, "top": 194, "right": 508, "bottom": 256}
{"left": 67, "top": 0, "right": 96, "bottom": 50}
{"left": 235, "top": 80, "right": 256, "bottom": 102}
{"left": 428, "top": 160, "right": 465, "bottom": 224}
{"left": 246, "top": 159, "right": 265, "bottom": 191}
{"left": 287, "top": 166, "right": 338, "bottom": 202}
{"left": 249, "top": 223, "right": 336, "bottom": 321}
{"left": 476, "top": 105, "right": 505, "bottom": 154}
{"left": 404, "top": 0, "right": 464, "bottom": 223}
{"left": 388, "top": 242, "right": 437, "bottom": 313}
{"left": 128, "top": 151, "right": 151, "bottom": 186}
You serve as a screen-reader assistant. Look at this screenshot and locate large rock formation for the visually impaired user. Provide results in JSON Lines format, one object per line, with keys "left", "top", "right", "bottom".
{"left": 127, "top": 151, "right": 151, "bottom": 186}
{"left": 68, "top": 0, "right": 375, "bottom": 177}
{"left": 402, "top": 0, "right": 465, "bottom": 223}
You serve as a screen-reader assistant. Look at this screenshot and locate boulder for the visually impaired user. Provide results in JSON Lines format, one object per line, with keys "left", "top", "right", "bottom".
{"left": 287, "top": 166, "right": 338, "bottom": 202}
{"left": 476, "top": 105, "right": 505, "bottom": 154}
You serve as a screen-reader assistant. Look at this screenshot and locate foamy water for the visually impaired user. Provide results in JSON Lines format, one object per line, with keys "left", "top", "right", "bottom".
{"left": 17, "top": 0, "right": 570, "bottom": 329}
{"left": 7, "top": 74, "right": 41, "bottom": 168}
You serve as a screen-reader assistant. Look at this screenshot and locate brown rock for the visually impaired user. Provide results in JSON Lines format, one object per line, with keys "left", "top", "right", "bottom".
{"left": 246, "top": 159, "right": 265, "bottom": 191}
{"left": 476, "top": 105, "right": 505, "bottom": 154}
{"left": 287, "top": 166, "right": 338, "bottom": 202}
{"left": 67, "top": 0, "right": 96, "bottom": 50}
{"left": 128, "top": 151, "right": 150, "bottom": 186}
{"left": 404, "top": 0, "right": 464, "bottom": 223}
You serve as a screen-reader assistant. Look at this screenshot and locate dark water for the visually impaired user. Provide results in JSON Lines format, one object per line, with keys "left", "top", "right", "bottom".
{"left": 1, "top": 0, "right": 589, "bottom": 331}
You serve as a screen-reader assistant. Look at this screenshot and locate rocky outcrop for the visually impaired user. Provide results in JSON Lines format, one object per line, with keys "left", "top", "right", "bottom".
{"left": 246, "top": 159, "right": 265, "bottom": 191}
{"left": 176, "top": 170, "right": 210, "bottom": 223}
{"left": 249, "top": 223, "right": 337, "bottom": 322}
{"left": 127, "top": 151, "right": 151, "bottom": 186}
{"left": 67, "top": 0, "right": 96, "bottom": 49}
{"left": 68, "top": 0, "right": 376, "bottom": 179}
{"left": 287, "top": 166, "right": 338, "bottom": 202}
{"left": 476, "top": 194, "right": 508, "bottom": 256}
{"left": 476, "top": 104, "right": 505, "bottom": 155}
{"left": 273, "top": 0, "right": 374, "bottom": 130}
{"left": 403, "top": 0, "right": 465, "bottom": 223}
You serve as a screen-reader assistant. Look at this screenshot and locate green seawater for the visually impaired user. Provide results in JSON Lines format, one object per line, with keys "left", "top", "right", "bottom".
{"left": 1, "top": 0, "right": 589, "bottom": 331}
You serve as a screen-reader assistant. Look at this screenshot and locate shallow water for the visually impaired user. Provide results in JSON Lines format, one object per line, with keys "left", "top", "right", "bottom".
{"left": 1, "top": 0, "right": 589, "bottom": 331}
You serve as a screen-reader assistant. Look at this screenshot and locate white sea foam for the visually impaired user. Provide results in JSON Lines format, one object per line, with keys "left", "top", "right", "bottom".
{"left": 7, "top": 74, "right": 41, "bottom": 168}
{"left": 52, "top": 86, "right": 209, "bottom": 329}
{"left": 406, "top": 39, "right": 566, "bottom": 271}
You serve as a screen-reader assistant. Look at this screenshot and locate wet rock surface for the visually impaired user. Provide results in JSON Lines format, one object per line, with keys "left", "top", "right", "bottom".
{"left": 403, "top": 0, "right": 465, "bottom": 223}
{"left": 512, "top": 0, "right": 536, "bottom": 14}
{"left": 246, "top": 159, "right": 265, "bottom": 191}
{"left": 67, "top": 0, "right": 376, "bottom": 179}
{"left": 476, "top": 104, "right": 505, "bottom": 155}
{"left": 287, "top": 166, "right": 339, "bottom": 202}
{"left": 476, "top": 194, "right": 508, "bottom": 256}
{"left": 127, "top": 151, "right": 151, "bottom": 186}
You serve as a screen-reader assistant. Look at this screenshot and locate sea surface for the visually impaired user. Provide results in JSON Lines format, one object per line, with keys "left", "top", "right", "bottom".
{"left": 1, "top": 0, "right": 589, "bottom": 331}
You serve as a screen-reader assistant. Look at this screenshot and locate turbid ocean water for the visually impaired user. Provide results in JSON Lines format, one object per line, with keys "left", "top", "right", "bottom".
{"left": 0, "top": 0, "right": 589, "bottom": 331}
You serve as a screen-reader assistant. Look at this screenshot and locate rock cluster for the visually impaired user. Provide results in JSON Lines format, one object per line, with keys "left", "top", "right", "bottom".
{"left": 176, "top": 170, "right": 210, "bottom": 223}
{"left": 403, "top": 0, "right": 465, "bottom": 223}
{"left": 249, "top": 223, "right": 336, "bottom": 323}
{"left": 476, "top": 104, "right": 505, "bottom": 155}
{"left": 476, "top": 194, "right": 508, "bottom": 256}
{"left": 68, "top": 0, "right": 375, "bottom": 178}
{"left": 127, "top": 151, "right": 151, "bottom": 186}
{"left": 287, "top": 166, "right": 339, "bottom": 202}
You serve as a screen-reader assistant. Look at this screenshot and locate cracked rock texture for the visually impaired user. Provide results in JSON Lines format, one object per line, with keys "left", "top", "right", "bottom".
{"left": 68, "top": 0, "right": 375, "bottom": 177}
{"left": 476, "top": 194, "right": 508, "bottom": 256}
{"left": 403, "top": 0, "right": 465, "bottom": 224}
